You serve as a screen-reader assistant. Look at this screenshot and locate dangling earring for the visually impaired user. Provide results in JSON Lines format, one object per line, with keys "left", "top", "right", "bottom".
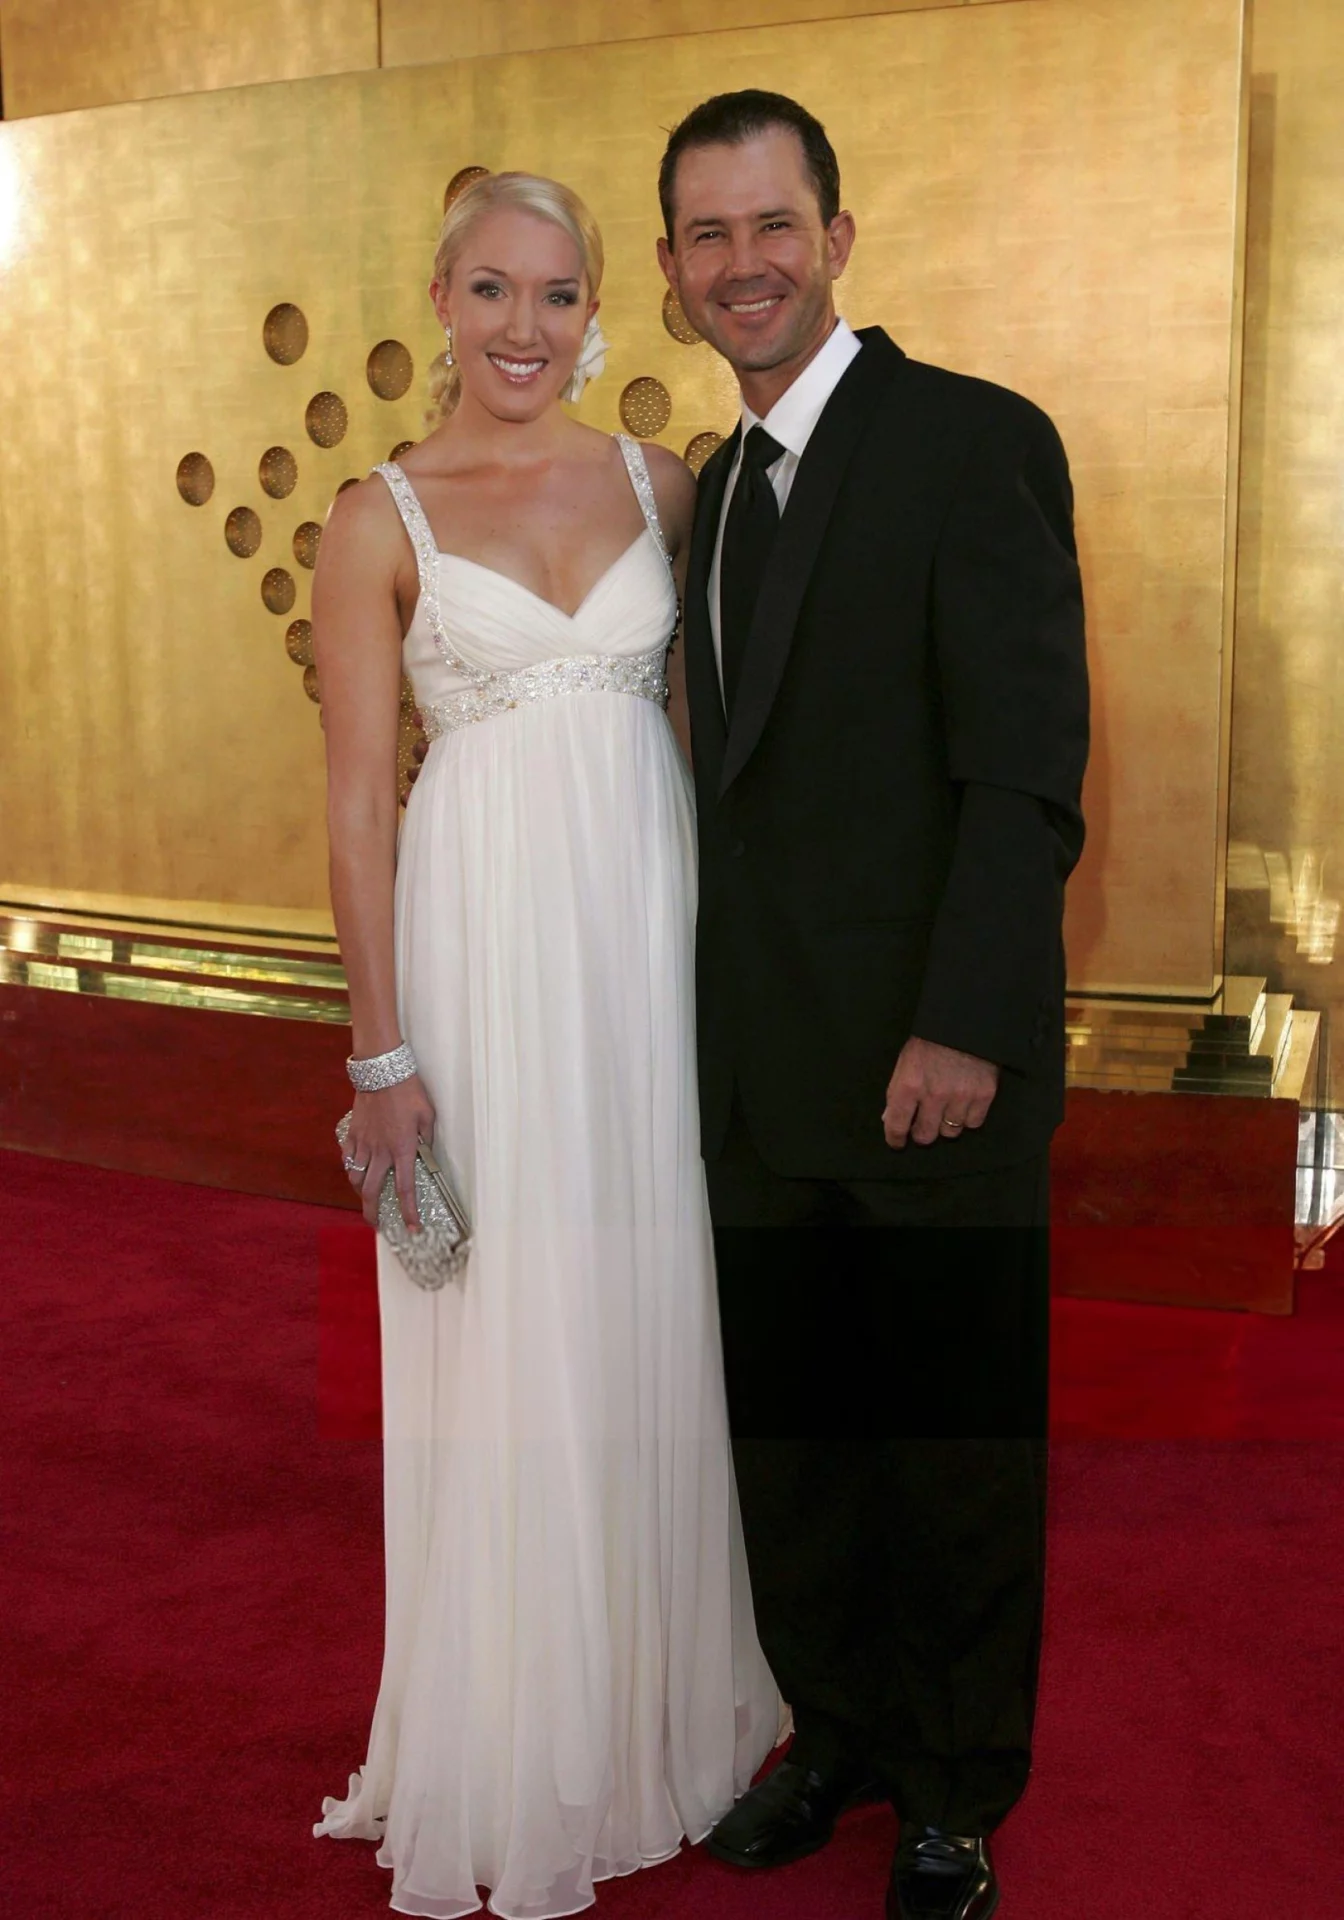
{"left": 562, "top": 315, "right": 610, "bottom": 404}
{"left": 443, "top": 324, "right": 454, "bottom": 367}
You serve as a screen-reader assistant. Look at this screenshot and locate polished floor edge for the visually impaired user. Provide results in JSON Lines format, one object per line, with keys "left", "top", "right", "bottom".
{"left": 0, "top": 954, "right": 349, "bottom": 1024}
{"left": 0, "top": 918, "right": 1324, "bottom": 1090}
{"left": 0, "top": 905, "right": 349, "bottom": 1023}
{"left": 1067, "top": 976, "right": 1320, "bottom": 1100}
{"left": 2, "top": 920, "right": 345, "bottom": 986}
{"left": 0, "top": 885, "right": 337, "bottom": 944}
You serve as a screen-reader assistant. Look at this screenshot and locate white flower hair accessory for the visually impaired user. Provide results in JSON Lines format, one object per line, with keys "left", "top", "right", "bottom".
{"left": 563, "top": 316, "right": 609, "bottom": 404}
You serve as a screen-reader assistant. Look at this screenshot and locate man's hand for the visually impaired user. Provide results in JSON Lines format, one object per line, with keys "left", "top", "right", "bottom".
{"left": 882, "top": 1037, "right": 1000, "bottom": 1150}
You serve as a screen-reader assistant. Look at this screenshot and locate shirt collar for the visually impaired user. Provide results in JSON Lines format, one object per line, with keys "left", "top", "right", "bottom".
{"left": 738, "top": 316, "right": 863, "bottom": 462}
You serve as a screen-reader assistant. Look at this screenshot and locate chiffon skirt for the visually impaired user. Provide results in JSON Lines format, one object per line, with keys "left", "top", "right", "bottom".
{"left": 314, "top": 693, "right": 782, "bottom": 1918}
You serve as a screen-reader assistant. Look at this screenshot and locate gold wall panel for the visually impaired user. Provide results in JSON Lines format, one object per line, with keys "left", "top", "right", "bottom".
{"left": 1227, "top": 0, "right": 1344, "bottom": 1105}
{"left": 0, "top": 0, "right": 1247, "bottom": 987}
{"left": 0, "top": 0, "right": 377, "bottom": 118}
{"left": 384, "top": 0, "right": 993, "bottom": 68}
{"left": 0, "top": 0, "right": 1006, "bottom": 119}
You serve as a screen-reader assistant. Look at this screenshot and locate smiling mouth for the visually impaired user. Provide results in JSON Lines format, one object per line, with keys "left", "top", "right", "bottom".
{"left": 488, "top": 354, "right": 547, "bottom": 381}
{"left": 722, "top": 295, "right": 785, "bottom": 316}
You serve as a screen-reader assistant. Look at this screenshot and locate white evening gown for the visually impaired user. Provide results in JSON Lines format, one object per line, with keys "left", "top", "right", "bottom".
{"left": 315, "top": 437, "right": 782, "bottom": 1919}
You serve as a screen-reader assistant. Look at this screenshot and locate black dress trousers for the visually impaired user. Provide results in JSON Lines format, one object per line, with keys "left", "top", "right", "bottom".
{"left": 705, "top": 1096, "right": 1050, "bottom": 1836}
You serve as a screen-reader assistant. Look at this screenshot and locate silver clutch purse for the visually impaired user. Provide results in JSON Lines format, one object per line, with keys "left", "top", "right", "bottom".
{"left": 336, "top": 1111, "right": 472, "bottom": 1290}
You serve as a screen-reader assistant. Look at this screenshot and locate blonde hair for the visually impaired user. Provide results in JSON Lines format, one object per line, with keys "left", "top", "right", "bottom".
{"left": 428, "top": 172, "right": 605, "bottom": 422}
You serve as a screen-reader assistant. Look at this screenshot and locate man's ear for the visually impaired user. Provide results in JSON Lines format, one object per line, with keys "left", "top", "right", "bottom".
{"left": 656, "top": 234, "right": 679, "bottom": 295}
{"left": 826, "top": 211, "right": 856, "bottom": 282}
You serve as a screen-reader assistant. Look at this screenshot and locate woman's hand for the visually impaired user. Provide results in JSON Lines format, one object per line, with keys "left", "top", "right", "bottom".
{"left": 343, "top": 1075, "right": 437, "bottom": 1231}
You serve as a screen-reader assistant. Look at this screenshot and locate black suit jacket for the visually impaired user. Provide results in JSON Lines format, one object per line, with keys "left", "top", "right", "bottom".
{"left": 685, "top": 327, "right": 1089, "bottom": 1180}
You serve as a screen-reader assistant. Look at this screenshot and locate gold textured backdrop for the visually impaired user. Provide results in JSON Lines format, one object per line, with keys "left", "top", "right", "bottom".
{"left": 382, "top": 0, "right": 1025, "bottom": 68}
{"left": 0, "top": 0, "right": 1039, "bottom": 118}
{"left": 1226, "top": 0, "right": 1344, "bottom": 1101}
{"left": 0, "top": 0, "right": 377, "bottom": 117}
{"left": 0, "top": 0, "right": 1248, "bottom": 997}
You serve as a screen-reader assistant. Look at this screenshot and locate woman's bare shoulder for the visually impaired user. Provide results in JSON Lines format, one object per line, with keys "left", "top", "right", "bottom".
{"left": 637, "top": 441, "right": 698, "bottom": 549}
{"left": 322, "top": 470, "right": 406, "bottom": 556}
{"left": 310, "top": 474, "right": 416, "bottom": 620}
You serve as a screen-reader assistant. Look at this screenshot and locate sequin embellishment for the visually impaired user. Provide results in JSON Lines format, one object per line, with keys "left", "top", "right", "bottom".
{"left": 422, "top": 648, "right": 669, "bottom": 739}
{"left": 375, "top": 441, "right": 675, "bottom": 741}
{"left": 374, "top": 462, "right": 488, "bottom": 685}
{"left": 615, "top": 434, "right": 673, "bottom": 574}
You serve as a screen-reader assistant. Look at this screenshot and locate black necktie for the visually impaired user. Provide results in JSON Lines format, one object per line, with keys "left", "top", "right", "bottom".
{"left": 719, "top": 425, "right": 785, "bottom": 719}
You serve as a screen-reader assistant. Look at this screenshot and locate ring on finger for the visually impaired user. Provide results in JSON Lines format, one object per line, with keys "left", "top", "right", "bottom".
{"left": 940, "top": 1118, "right": 965, "bottom": 1134}
{"left": 343, "top": 1153, "right": 369, "bottom": 1173}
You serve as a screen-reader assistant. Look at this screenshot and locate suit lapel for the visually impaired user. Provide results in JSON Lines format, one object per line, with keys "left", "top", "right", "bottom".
{"left": 719, "top": 329, "right": 906, "bottom": 798}
{"left": 683, "top": 426, "right": 739, "bottom": 788}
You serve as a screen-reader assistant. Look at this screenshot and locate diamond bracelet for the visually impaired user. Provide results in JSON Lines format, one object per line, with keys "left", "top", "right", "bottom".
{"left": 346, "top": 1041, "right": 418, "bottom": 1092}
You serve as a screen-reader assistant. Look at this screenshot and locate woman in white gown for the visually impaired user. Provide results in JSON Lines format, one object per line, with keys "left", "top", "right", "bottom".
{"left": 310, "top": 171, "right": 781, "bottom": 1919}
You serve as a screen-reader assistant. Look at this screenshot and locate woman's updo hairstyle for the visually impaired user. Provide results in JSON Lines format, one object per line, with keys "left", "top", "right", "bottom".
{"left": 428, "top": 171, "right": 605, "bottom": 422}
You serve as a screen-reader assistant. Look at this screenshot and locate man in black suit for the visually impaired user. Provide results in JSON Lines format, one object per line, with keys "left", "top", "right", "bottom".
{"left": 656, "top": 93, "right": 1089, "bottom": 1920}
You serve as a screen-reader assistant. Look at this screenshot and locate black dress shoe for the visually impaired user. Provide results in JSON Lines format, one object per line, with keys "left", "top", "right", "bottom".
{"left": 706, "top": 1757, "right": 881, "bottom": 1869}
{"left": 887, "top": 1828, "right": 998, "bottom": 1920}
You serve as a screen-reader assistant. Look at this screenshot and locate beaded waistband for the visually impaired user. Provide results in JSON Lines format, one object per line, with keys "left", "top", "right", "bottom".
{"left": 420, "top": 648, "right": 669, "bottom": 740}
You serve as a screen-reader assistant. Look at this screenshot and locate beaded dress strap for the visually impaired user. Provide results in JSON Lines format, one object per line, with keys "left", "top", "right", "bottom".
{"left": 615, "top": 435, "right": 673, "bottom": 574}
{"left": 373, "top": 462, "right": 488, "bottom": 686}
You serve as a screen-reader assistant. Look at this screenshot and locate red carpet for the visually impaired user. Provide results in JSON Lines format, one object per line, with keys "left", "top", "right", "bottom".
{"left": 315, "top": 1216, "right": 1344, "bottom": 1443}
{"left": 4, "top": 1147, "right": 1342, "bottom": 1917}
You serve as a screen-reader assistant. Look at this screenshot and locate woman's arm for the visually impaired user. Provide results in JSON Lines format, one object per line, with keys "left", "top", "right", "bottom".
{"left": 642, "top": 439, "right": 698, "bottom": 574}
{"left": 312, "top": 479, "right": 434, "bottom": 1227}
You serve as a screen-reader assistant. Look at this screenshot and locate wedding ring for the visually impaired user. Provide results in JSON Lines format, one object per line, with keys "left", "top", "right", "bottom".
{"left": 940, "top": 1120, "right": 965, "bottom": 1134}
{"left": 343, "top": 1153, "right": 369, "bottom": 1173}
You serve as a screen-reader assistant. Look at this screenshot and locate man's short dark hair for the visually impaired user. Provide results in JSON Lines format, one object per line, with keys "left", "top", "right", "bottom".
{"left": 658, "top": 89, "right": 841, "bottom": 240}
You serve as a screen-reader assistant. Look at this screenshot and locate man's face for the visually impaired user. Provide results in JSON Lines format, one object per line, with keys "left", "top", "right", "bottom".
{"left": 658, "top": 127, "right": 853, "bottom": 380}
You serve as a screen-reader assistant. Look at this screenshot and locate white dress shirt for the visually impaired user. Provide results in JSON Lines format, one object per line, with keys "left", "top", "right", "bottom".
{"left": 708, "top": 316, "right": 863, "bottom": 689}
